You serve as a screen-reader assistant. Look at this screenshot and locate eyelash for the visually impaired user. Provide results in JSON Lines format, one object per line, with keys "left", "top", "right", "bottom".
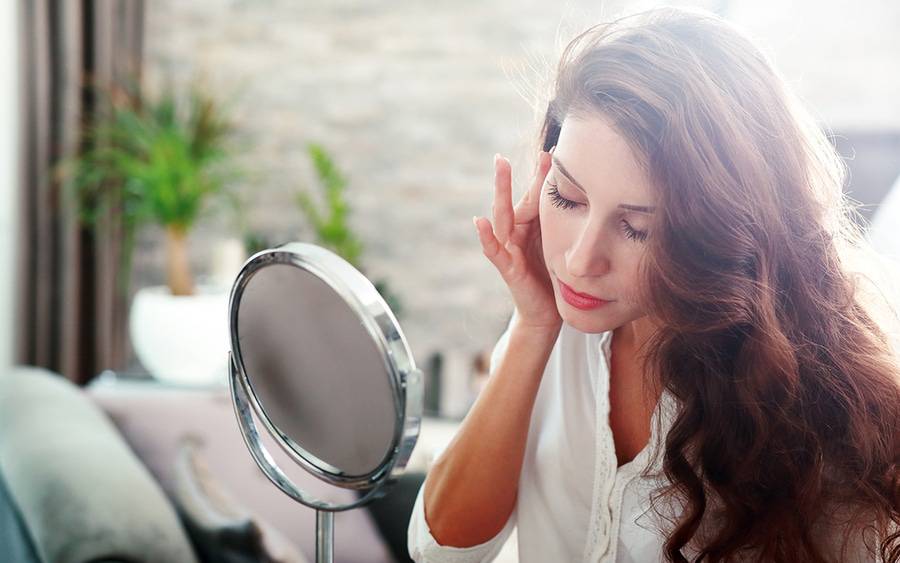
{"left": 546, "top": 181, "right": 649, "bottom": 243}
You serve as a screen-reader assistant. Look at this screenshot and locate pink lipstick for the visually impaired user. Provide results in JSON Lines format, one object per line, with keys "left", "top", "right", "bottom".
{"left": 558, "top": 279, "right": 610, "bottom": 311}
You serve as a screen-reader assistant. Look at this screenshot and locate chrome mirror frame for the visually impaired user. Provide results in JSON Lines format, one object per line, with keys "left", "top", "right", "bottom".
{"left": 227, "top": 242, "right": 424, "bottom": 562}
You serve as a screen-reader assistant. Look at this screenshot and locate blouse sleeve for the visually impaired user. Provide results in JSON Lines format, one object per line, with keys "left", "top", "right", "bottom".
{"left": 811, "top": 506, "right": 895, "bottom": 563}
{"left": 406, "top": 310, "right": 519, "bottom": 563}
{"left": 406, "top": 477, "right": 517, "bottom": 563}
{"left": 840, "top": 523, "right": 895, "bottom": 563}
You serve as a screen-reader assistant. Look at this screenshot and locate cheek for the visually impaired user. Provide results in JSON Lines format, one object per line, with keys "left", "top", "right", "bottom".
{"left": 619, "top": 255, "right": 648, "bottom": 303}
{"left": 540, "top": 204, "right": 588, "bottom": 263}
{"left": 538, "top": 201, "right": 565, "bottom": 256}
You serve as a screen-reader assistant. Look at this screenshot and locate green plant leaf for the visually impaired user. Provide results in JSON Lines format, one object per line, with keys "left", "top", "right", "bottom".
{"left": 59, "top": 80, "right": 240, "bottom": 296}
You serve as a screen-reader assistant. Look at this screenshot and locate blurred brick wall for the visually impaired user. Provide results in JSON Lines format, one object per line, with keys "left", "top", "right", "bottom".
{"left": 135, "top": 0, "right": 900, "bottom": 414}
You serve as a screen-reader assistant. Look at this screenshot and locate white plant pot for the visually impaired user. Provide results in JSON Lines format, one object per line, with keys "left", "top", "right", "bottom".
{"left": 129, "top": 285, "right": 230, "bottom": 386}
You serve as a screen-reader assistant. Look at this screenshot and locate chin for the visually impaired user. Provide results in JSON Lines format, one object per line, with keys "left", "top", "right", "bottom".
{"left": 564, "top": 317, "right": 616, "bottom": 334}
{"left": 557, "top": 303, "right": 620, "bottom": 334}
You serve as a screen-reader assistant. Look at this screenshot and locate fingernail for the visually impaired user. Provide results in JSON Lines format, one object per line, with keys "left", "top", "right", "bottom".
{"left": 549, "top": 146, "right": 556, "bottom": 155}
{"left": 493, "top": 153, "right": 500, "bottom": 165}
{"left": 472, "top": 215, "right": 480, "bottom": 228}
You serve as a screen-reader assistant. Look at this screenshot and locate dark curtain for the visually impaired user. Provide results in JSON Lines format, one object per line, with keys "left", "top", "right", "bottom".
{"left": 17, "top": 0, "right": 144, "bottom": 384}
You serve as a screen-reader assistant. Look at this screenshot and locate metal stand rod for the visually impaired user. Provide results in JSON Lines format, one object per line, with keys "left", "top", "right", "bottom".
{"left": 316, "top": 509, "right": 334, "bottom": 563}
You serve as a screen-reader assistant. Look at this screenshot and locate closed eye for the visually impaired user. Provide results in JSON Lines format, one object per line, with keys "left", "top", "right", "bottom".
{"left": 546, "top": 182, "right": 581, "bottom": 210}
{"left": 546, "top": 181, "right": 648, "bottom": 243}
{"left": 621, "top": 220, "right": 648, "bottom": 243}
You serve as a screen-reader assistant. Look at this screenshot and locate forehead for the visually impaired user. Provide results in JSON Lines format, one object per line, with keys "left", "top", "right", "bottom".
{"left": 556, "top": 114, "right": 655, "bottom": 202}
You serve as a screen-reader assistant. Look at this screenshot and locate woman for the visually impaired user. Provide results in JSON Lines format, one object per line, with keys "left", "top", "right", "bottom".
{"left": 408, "top": 7, "right": 900, "bottom": 562}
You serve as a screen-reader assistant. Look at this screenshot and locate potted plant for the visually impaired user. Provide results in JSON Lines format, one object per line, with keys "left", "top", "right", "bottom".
{"left": 66, "top": 82, "right": 240, "bottom": 385}
{"left": 296, "top": 143, "right": 403, "bottom": 316}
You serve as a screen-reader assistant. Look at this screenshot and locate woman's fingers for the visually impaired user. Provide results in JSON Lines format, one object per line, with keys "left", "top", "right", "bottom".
{"left": 493, "top": 154, "right": 514, "bottom": 246}
{"left": 514, "top": 148, "right": 553, "bottom": 224}
{"left": 482, "top": 148, "right": 553, "bottom": 278}
{"left": 474, "top": 216, "right": 514, "bottom": 277}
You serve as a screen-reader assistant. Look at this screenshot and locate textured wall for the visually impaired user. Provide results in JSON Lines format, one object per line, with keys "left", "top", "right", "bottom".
{"left": 138, "top": 0, "right": 900, "bottom": 415}
{"left": 137, "top": 0, "right": 628, "bottom": 416}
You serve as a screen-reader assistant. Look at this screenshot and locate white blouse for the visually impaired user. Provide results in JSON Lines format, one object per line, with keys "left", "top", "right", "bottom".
{"left": 406, "top": 311, "right": 882, "bottom": 562}
{"left": 407, "top": 309, "right": 679, "bottom": 563}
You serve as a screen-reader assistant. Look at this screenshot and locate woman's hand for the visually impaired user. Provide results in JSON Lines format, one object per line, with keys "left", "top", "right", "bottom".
{"left": 474, "top": 149, "right": 562, "bottom": 333}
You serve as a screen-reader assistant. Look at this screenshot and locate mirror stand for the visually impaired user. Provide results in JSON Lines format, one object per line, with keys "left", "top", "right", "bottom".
{"left": 317, "top": 511, "right": 334, "bottom": 563}
{"left": 229, "top": 352, "right": 409, "bottom": 563}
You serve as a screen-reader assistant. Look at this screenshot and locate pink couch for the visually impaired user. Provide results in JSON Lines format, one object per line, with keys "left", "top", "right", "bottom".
{"left": 87, "top": 378, "right": 398, "bottom": 563}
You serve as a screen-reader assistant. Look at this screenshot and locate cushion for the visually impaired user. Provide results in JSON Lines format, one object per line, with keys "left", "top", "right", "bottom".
{"left": 172, "top": 435, "right": 307, "bottom": 563}
{"left": 0, "top": 366, "right": 198, "bottom": 563}
{"left": 88, "top": 382, "right": 394, "bottom": 563}
{"left": 0, "top": 468, "right": 40, "bottom": 563}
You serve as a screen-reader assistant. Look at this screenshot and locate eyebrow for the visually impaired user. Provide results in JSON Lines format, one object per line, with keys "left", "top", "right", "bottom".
{"left": 551, "top": 155, "right": 656, "bottom": 214}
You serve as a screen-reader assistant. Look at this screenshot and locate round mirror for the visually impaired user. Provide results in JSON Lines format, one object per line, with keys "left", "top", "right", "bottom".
{"left": 227, "top": 242, "right": 423, "bottom": 563}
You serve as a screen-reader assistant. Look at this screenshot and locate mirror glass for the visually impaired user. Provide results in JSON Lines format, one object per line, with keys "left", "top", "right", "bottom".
{"left": 234, "top": 262, "right": 397, "bottom": 477}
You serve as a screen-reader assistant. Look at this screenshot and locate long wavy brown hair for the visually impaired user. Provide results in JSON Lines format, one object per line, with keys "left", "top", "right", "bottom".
{"left": 537, "top": 7, "right": 900, "bottom": 562}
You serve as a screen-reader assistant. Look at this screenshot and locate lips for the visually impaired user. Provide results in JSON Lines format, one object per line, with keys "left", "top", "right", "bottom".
{"left": 559, "top": 281, "right": 605, "bottom": 301}
{"left": 557, "top": 279, "right": 611, "bottom": 311}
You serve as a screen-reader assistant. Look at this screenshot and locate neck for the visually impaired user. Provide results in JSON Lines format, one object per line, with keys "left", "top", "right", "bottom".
{"left": 613, "top": 315, "right": 658, "bottom": 357}
{"left": 614, "top": 319, "right": 642, "bottom": 350}
{"left": 612, "top": 315, "right": 664, "bottom": 412}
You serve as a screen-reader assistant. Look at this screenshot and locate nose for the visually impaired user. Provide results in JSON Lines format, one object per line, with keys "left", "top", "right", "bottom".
{"left": 564, "top": 222, "right": 611, "bottom": 279}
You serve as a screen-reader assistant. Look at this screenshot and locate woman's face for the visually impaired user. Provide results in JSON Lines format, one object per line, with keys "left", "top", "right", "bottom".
{"left": 539, "top": 112, "right": 657, "bottom": 335}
